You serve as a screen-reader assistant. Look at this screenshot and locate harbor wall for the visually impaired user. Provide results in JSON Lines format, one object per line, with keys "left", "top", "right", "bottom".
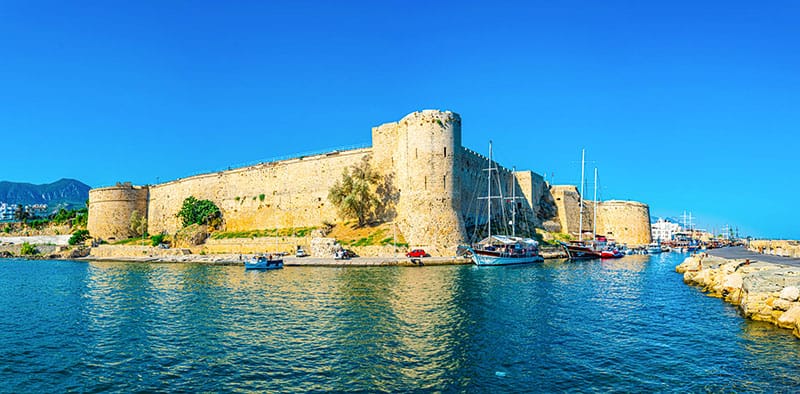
{"left": 748, "top": 240, "right": 800, "bottom": 258}
{"left": 677, "top": 254, "right": 800, "bottom": 339}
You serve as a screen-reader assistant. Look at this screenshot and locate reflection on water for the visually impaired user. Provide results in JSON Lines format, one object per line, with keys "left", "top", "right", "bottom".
{"left": 1, "top": 255, "right": 800, "bottom": 392}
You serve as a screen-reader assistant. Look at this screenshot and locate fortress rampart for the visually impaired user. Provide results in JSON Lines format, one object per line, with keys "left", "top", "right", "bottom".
{"left": 146, "top": 148, "right": 372, "bottom": 236}
{"left": 548, "top": 185, "right": 651, "bottom": 246}
{"left": 88, "top": 109, "right": 650, "bottom": 253}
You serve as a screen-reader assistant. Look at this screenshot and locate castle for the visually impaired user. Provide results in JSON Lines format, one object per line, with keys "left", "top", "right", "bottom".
{"left": 88, "top": 110, "right": 652, "bottom": 254}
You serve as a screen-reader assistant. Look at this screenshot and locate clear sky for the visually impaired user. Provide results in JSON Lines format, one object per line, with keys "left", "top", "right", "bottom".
{"left": 1, "top": 1, "right": 798, "bottom": 239}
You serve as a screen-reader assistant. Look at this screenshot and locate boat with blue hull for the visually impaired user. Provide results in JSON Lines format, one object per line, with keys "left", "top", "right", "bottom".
{"left": 646, "top": 243, "right": 663, "bottom": 254}
{"left": 244, "top": 255, "right": 284, "bottom": 270}
{"left": 460, "top": 141, "right": 544, "bottom": 266}
{"left": 464, "top": 236, "right": 544, "bottom": 266}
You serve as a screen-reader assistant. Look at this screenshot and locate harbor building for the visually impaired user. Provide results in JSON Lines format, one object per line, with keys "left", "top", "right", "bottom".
{"left": 651, "top": 217, "right": 682, "bottom": 242}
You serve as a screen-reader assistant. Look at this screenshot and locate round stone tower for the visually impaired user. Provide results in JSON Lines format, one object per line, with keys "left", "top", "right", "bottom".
{"left": 87, "top": 183, "right": 149, "bottom": 241}
{"left": 596, "top": 200, "right": 652, "bottom": 246}
{"left": 385, "top": 110, "right": 465, "bottom": 252}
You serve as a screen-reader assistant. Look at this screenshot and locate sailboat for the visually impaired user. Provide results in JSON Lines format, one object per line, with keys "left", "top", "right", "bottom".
{"left": 461, "top": 141, "right": 544, "bottom": 266}
{"left": 560, "top": 150, "right": 602, "bottom": 260}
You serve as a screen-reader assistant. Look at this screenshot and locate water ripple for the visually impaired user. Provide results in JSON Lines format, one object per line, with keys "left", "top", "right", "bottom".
{"left": 1, "top": 255, "right": 800, "bottom": 392}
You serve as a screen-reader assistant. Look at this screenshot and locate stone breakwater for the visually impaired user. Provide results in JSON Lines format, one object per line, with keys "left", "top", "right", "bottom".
{"left": 748, "top": 240, "right": 800, "bottom": 258}
{"left": 677, "top": 254, "right": 800, "bottom": 338}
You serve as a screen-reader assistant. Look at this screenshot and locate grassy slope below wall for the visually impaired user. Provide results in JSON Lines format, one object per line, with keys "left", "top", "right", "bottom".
{"left": 208, "top": 221, "right": 407, "bottom": 248}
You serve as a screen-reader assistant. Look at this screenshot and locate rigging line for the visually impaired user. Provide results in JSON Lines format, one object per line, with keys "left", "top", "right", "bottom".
{"left": 467, "top": 170, "right": 483, "bottom": 242}
{"left": 496, "top": 166, "right": 510, "bottom": 234}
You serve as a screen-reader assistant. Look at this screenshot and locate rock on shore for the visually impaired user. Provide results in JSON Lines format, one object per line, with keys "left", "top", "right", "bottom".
{"left": 677, "top": 254, "right": 800, "bottom": 338}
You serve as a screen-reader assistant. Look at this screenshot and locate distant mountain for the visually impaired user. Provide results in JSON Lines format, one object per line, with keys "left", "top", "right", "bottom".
{"left": 0, "top": 179, "right": 91, "bottom": 212}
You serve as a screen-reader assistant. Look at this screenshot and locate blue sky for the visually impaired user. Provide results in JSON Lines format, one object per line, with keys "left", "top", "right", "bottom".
{"left": 1, "top": 1, "right": 798, "bottom": 239}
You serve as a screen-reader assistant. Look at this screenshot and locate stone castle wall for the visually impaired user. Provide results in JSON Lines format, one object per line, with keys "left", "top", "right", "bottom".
{"left": 145, "top": 148, "right": 371, "bottom": 236}
{"left": 455, "top": 147, "right": 545, "bottom": 241}
{"left": 514, "top": 170, "right": 551, "bottom": 226}
{"left": 88, "top": 109, "right": 646, "bottom": 253}
{"left": 548, "top": 185, "right": 651, "bottom": 246}
{"left": 550, "top": 185, "right": 582, "bottom": 235}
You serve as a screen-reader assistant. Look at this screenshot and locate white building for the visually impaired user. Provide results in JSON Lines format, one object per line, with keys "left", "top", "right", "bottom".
{"left": 0, "top": 202, "right": 16, "bottom": 221}
{"left": 651, "top": 217, "right": 682, "bottom": 242}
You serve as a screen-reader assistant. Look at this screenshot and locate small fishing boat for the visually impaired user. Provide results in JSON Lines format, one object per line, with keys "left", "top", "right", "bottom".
{"left": 244, "top": 255, "right": 284, "bottom": 270}
{"left": 600, "top": 249, "right": 624, "bottom": 259}
{"left": 646, "top": 243, "right": 663, "bottom": 254}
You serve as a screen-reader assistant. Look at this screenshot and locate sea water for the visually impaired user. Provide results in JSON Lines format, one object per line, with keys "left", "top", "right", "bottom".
{"left": 1, "top": 253, "right": 799, "bottom": 392}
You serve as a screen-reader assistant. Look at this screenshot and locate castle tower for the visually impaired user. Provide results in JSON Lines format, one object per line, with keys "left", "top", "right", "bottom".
{"left": 372, "top": 110, "right": 465, "bottom": 252}
{"left": 595, "top": 200, "right": 652, "bottom": 246}
{"left": 87, "top": 183, "right": 149, "bottom": 241}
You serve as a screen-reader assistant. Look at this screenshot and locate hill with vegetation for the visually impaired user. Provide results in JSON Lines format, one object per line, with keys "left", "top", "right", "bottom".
{"left": 0, "top": 178, "right": 90, "bottom": 212}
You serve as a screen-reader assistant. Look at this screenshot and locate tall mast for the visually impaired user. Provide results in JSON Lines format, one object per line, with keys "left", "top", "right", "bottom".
{"left": 511, "top": 166, "right": 516, "bottom": 237}
{"left": 682, "top": 210, "right": 687, "bottom": 230}
{"left": 593, "top": 167, "right": 597, "bottom": 241}
{"left": 578, "top": 149, "right": 585, "bottom": 241}
{"left": 488, "top": 141, "right": 492, "bottom": 238}
{"left": 479, "top": 141, "right": 499, "bottom": 240}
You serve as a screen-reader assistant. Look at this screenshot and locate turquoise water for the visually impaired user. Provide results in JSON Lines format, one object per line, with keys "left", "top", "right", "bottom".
{"left": 1, "top": 253, "right": 799, "bottom": 392}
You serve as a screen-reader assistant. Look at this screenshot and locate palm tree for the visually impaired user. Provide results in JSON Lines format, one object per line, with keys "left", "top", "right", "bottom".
{"left": 328, "top": 157, "right": 381, "bottom": 227}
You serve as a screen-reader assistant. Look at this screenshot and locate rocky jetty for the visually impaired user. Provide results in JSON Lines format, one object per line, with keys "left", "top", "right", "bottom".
{"left": 677, "top": 254, "right": 800, "bottom": 338}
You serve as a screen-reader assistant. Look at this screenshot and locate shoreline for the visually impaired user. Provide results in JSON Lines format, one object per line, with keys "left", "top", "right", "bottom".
{"left": 77, "top": 254, "right": 474, "bottom": 267}
{"left": 3, "top": 245, "right": 569, "bottom": 266}
{"left": 677, "top": 248, "right": 800, "bottom": 339}
{"left": 79, "top": 244, "right": 568, "bottom": 266}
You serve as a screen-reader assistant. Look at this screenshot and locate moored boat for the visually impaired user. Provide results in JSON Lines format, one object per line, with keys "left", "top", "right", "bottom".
{"left": 466, "top": 236, "right": 544, "bottom": 266}
{"left": 460, "top": 141, "right": 545, "bottom": 267}
{"left": 560, "top": 241, "right": 603, "bottom": 260}
{"left": 600, "top": 249, "right": 624, "bottom": 259}
{"left": 244, "top": 255, "right": 284, "bottom": 270}
{"left": 646, "top": 243, "right": 663, "bottom": 254}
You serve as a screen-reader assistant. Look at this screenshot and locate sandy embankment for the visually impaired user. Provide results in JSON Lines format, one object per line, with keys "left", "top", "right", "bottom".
{"left": 677, "top": 254, "right": 800, "bottom": 338}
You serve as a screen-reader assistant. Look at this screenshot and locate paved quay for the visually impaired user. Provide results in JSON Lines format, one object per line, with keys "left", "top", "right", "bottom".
{"left": 286, "top": 256, "right": 472, "bottom": 267}
{"left": 80, "top": 253, "right": 473, "bottom": 267}
{"left": 706, "top": 246, "right": 800, "bottom": 267}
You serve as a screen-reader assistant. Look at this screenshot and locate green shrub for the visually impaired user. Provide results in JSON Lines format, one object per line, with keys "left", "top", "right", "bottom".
{"left": 259, "top": 194, "right": 265, "bottom": 201}
{"left": 74, "top": 211, "right": 88, "bottom": 227}
{"left": 176, "top": 196, "right": 222, "bottom": 228}
{"left": 68, "top": 229, "right": 90, "bottom": 245}
{"left": 20, "top": 242, "right": 38, "bottom": 255}
{"left": 151, "top": 233, "right": 166, "bottom": 246}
